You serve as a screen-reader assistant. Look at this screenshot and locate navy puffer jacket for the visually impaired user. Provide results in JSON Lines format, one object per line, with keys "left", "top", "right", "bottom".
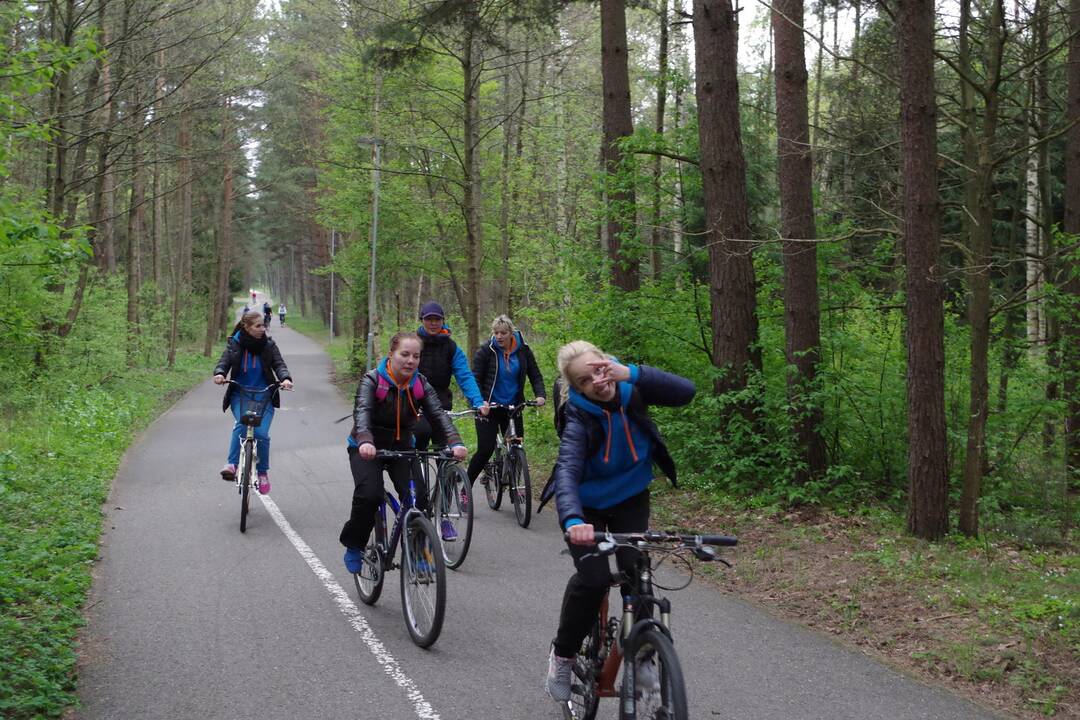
{"left": 550, "top": 365, "right": 695, "bottom": 530}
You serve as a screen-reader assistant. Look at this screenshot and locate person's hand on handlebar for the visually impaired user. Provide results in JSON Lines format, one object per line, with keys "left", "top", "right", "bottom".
{"left": 478, "top": 402, "right": 490, "bottom": 417}
{"left": 450, "top": 445, "right": 467, "bottom": 461}
{"left": 213, "top": 374, "right": 226, "bottom": 385}
{"left": 568, "top": 523, "right": 595, "bottom": 545}
{"left": 281, "top": 379, "right": 294, "bottom": 391}
{"left": 534, "top": 396, "right": 546, "bottom": 407}
{"left": 359, "top": 443, "right": 376, "bottom": 460}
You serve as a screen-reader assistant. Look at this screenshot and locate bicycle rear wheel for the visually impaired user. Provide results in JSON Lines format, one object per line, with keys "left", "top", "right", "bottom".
{"left": 508, "top": 447, "right": 532, "bottom": 528}
{"left": 239, "top": 441, "right": 253, "bottom": 533}
{"left": 399, "top": 514, "right": 446, "bottom": 648}
{"left": 483, "top": 455, "right": 504, "bottom": 510}
{"left": 565, "top": 620, "right": 602, "bottom": 720}
{"left": 353, "top": 542, "right": 385, "bottom": 606}
{"left": 435, "top": 463, "right": 473, "bottom": 569}
{"left": 619, "top": 628, "right": 688, "bottom": 720}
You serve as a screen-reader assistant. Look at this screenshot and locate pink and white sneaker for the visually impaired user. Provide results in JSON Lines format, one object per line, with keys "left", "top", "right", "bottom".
{"left": 257, "top": 472, "right": 270, "bottom": 495}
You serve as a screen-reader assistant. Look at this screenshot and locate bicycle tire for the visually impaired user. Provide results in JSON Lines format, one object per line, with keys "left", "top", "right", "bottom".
{"left": 353, "top": 542, "right": 385, "bottom": 606}
{"left": 508, "top": 446, "right": 532, "bottom": 528}
{"left": 619, "top": 628, "right": 688, "bottom": 720}
{"left": 399, "top": 514, "right": 446, "bottom": 648}
{"left": 239, "top": 441, "right": 253, "bottom": 533}
{"left": 435, "top": 463, "right": 473, "bottom": 570}
{"left": 484, "top": 452, "right": 504, "bottom": 510}
{"left": 566, "top": 619, "right": 603, "bottom": 720}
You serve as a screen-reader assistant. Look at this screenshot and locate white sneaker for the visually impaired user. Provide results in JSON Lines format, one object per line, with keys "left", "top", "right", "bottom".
{"left": 545, "top": 646, "right": 576, "bottom": 702}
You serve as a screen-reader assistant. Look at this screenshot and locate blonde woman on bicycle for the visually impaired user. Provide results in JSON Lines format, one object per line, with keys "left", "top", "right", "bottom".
{"left": 544, "top": 340, "right": 694, "bottom": 702}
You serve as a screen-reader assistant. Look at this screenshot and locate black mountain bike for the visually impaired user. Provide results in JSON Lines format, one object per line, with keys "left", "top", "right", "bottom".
{"left": 351, "top": 450, "right": 447, "bottom": 648}
{"left": 227, "top": 381, "right": 279, "bottom": 533}
{"left": 561, "top": 530, "right": 737, "bottom": 720}
{"left": 480, "top": 401, "right": 539, "bottom": 528}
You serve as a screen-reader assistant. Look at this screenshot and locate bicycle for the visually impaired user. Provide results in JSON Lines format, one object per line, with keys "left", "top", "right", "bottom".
{"left": 226, "top": 381, "right": 279, "bottom": 533}
{"left": 424, "top": 410, "right": 476, "bottom": 570}
{"left": 560, "top": 529, "right": 738, "bottom": 720}
{"left": 479, "top": 401, "right": 540, "bottom": 528}
{"left": 351, "top": 449, "right": 447, "bottom": 648}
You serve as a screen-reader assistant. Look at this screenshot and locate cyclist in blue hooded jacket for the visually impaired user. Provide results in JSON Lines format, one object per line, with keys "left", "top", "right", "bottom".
{"left": 543, "top": 340, "right": 694, "bottom": 703}
{"left": 468, "top": 314, "right": 546, "bottom": 486}
{"left": 340, "top": 331, "right": 467, "bottom": 574}
{"left": 413, "top": 300, "right": 489, "bottom": 450}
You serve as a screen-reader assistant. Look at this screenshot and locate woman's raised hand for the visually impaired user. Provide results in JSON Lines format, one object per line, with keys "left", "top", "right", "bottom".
{"left": 584, "top": 359, "right": 629, "bottom": 389}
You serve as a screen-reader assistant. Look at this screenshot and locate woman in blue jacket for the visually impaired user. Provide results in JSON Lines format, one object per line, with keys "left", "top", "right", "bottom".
{"left": 544, "top": 340, "right": 695, "bottom": 703}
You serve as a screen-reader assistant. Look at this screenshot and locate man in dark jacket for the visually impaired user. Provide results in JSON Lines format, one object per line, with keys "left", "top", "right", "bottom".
{"left": 414, "top": 301, "right": 488, "bottom": 449}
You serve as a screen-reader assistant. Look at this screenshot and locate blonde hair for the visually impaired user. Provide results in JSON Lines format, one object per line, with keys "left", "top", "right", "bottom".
{"left": 556, "top": 340, "right": 606, "bottom": 403}
{"left": 490, "top": 314, "right": 516, "bottom": 334}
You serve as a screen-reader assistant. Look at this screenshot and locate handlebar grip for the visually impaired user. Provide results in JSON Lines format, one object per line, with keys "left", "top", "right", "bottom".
{"left": 698, "top": 534, "right": 739, "bottom": 546}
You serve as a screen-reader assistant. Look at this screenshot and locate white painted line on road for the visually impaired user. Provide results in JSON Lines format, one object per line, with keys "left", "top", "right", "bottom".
{"left": 259, "top": 495, "right": 441, "bottom": 720}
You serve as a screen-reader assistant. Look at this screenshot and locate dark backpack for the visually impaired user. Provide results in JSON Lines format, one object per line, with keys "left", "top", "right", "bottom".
{"left": 537, "top": 376, "right": 568, "bottom": 513}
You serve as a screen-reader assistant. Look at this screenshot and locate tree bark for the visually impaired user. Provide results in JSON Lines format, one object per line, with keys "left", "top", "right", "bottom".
{"left": 899, "top": 0, "right": 949, "bottom": 540}
{"left": 601, "top": 0, "right": 639, "bottom": 291}
{"left": 204, "top": 100, "right": 234, "bottom": 356}
{"left": 649, "top": 0, "right": 670, "bottom": 280}
{"left": 773, "top": 0, "right": 827, "bottom": 482}
{"left": 959, "top": 0, "right": 1004, "bottom": 537}
{"left": 1064, "top": 0, "right": 1080, "bottom": 490}
{"left": 462, "top": 1, "right": 483, "bottom": 352}
{"left": 693, "top": 0, "right": 761, "bottom": 393}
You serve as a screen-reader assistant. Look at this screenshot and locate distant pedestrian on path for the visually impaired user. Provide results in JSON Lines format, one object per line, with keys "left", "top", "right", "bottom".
{"left": 213, "top": 309, "right": 293, "bottom": 495}
{"left": 278, "top": 303, "right": 287, "bottom": 327}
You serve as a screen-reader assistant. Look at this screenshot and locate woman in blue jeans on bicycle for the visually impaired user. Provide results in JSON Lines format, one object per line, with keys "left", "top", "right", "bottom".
{"left": 544, "top": 340, "right": 695, "bottom": 702}
{"left": 213, "top": 309, "right": 293, "bottom": 495}
{"left": 341, "top": 332, "right": 467, "bottom": 573}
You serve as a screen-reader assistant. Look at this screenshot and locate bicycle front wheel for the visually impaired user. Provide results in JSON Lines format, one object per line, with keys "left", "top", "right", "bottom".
{"left": 619, "top": 628, "right": 688, "bottom": 720}
{"left": 483, "top": 456, "right": 504, "bottom": 510}
{"left": 435, "top": 463, "right": 473, "bottom": 569}
{"left": 508, "top": 447, "right": 532, "bottom": 528}
{"left": 239, "top": 441, "right": 253, "bottom": 533}
{"left": 353, "top": 542, "right": 385, "bottom": 606}
{"left": 399, "top": 514, "right": 446, "bottom": 648}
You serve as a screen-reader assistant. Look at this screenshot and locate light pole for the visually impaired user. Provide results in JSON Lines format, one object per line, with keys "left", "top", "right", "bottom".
{"left": 357, "top": 136, "right": 384, "bottom": 370}
{"left": 329, "top": 228, "right": 335, "bottom": 344}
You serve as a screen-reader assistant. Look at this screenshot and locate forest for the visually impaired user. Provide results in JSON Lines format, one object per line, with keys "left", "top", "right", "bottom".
{"left": 1, "top": 0, "right": 1078, "bottom": 717}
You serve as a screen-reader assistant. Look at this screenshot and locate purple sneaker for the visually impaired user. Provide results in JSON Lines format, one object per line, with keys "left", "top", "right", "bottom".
{"left": 440, "top": 519, "right": 458, "bottom": 541}
{"left": 257, "top": 472, "right": 270, "bottom": 495}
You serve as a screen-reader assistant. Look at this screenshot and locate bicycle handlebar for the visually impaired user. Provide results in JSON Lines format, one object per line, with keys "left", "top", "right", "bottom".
{"left": 226, "top": 380, "right": 284, "bottom": 393}
{"left": 562, "top": 529, "right": 738, "bottom": 547}
{"left": 374, "top": 448, "right": 455, "bottom": 460}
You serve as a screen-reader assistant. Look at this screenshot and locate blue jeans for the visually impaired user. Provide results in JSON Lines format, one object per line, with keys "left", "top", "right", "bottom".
{"left": 227, "top": 394, "right": 274, "bottom": 473}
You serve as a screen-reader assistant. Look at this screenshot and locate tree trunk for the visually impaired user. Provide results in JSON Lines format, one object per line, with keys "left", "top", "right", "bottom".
{"left": 773, "top": 0, "right": 827, "bottom": 482}
{"left": 462, "top": 4, "right": 483, "bottom": 353}
{"left": 152, "top": 48, "right": 166, "bottom": 294}
{"left": 649, "top": 0, "right": 670, "bottom": 280}
{"left": 1064, "top": 0, "right": 1080, "bottom": 490}
{"left": 204, "top": 101, "right": 234, "bottom": 356}
{"left": 127, "top": 132, "right": 146, "bottom": 365}
{"left": 693, "top": 0, "right": 761, "bottom": 393}
{"left": 601, "top": 0, "right": 639, "bottom": 291}
{"left": 959, "top": 0, "right": 1004, "bottom": 537}
{"left": 498, "top": 50, "right": 514, "bottom": 312}
{"left": 899, "top": 0, "right": 949, "bottom": 540}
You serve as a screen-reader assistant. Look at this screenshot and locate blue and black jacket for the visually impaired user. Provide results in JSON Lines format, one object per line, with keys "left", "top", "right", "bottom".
{"left": 416, "top": 324, "right": 484, "bottom": 411}
{"left": 549, "top": 365, "right": 695, "bottom": 531}
{"left": 347, "top": 358, "right": 464, "bottom": 451}
{"left": 472, "top": 330, "right": 546, "bottom": 405}
{"left": 214, "top": 331, "right": 291, "bottom": 412}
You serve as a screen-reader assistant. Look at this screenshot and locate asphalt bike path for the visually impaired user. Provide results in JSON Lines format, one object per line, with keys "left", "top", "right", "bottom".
{"left": 76, "top": 310, "right": 1003, "bottom": 720}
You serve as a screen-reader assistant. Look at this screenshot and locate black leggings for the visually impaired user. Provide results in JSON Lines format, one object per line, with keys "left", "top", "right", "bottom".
{"left": 552, "top": 489, "right": 650, "bottom": 659}
{"left": 466, "top": 407, "right": 523, "bottom": 483}
{"left": 338, "top": 445, "right": 428, "bottom": 549}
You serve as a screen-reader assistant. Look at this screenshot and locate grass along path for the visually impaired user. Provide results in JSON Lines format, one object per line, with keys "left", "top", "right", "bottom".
{"left": 0, "top": 355, "right": 206, "bottom": 719}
